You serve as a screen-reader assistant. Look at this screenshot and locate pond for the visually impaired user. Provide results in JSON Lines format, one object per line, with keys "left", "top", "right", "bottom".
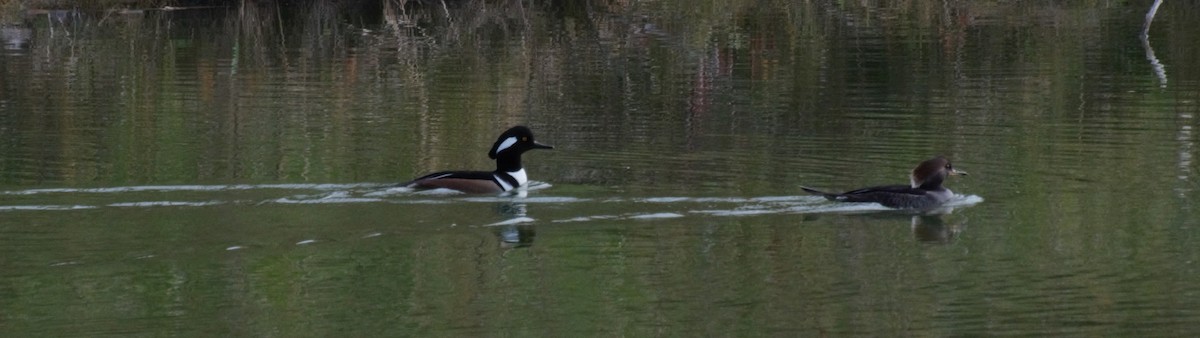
{"left": 1, "top": 1, "right": 1199, "bottom": 336}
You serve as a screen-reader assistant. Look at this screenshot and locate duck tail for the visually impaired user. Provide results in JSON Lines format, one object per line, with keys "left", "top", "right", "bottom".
{"left": 801, "top": 187, "right": 840, "bottom": 201}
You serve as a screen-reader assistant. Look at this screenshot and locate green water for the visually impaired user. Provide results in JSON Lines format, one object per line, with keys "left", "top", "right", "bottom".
{"left": 2, "top": 1, "right": 1199, "bottom": 336}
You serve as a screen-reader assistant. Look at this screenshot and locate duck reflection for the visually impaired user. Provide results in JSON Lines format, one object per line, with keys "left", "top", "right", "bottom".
{"left": 493, "top": 201, "right": 536, "bottom": 248}
{"left": 910, "top": 214, "right": 963, "bottom": 243}
{"left": 497, "top": 224, "right": 536, "bottom": 248}
{"left": 809, "top": 211, "right": 966, "bottom": 244}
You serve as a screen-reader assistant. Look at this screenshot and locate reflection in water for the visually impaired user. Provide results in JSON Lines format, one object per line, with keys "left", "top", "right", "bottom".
{"left": 1141, "top": 0, "right": 1165, "bottom": 37}
{"left": 1140, "top": 37, "right": 1167, "bottom": 88}
{"left": 1140, "top": 31, "right": 1168, "bottom": 88}
{"left": 1178, "top": 111, "right": 1194, "bottom": 197}
{"left": 910, "top": 214, "right": 962, "bottom": 243}
{"left": 497, "top": 224, "right": 536, "bottom": 249}
{"left": 495, "top": 200, "right": 528, "bottom": 217}
{"left": 1139, "top": 0, "right": 1167, "bottom": 88}
{"left": 1, "top": 25, "right": 30, "bottom": 50}
{"left": 493, "top": 200, "right": 536, "bottom": 248}
{"left": 806, "top": 210, "right": 968, "bottom": 244}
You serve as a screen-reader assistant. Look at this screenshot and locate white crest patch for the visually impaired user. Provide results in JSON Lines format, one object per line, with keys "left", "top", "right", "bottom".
{"left": 494, "top": 137, "right": 518, "bottom": 154}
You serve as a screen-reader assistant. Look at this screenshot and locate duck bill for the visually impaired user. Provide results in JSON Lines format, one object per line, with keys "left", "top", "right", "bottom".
{"left": 532, "top": 141, "right": 554, "bottom": 150}
{"left": 950, "top": 169, "right": 967, "bottom": 176}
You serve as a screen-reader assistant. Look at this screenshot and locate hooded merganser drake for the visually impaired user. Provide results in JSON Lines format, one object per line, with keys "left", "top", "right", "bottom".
{"left": 402, "top": 126, "right": 553, "bottom": 194}
{"left": 801, "top": 156, "right": 967, "bottom": 210}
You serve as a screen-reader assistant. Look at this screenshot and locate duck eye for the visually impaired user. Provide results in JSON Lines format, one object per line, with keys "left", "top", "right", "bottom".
{"left": 522, "top": 137, "right": 529, "bottom": 142}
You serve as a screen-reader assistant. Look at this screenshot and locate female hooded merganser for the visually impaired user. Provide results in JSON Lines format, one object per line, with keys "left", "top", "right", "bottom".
{"left": 402, "top": 126, "right": 553, "bottom": 194}
{"left": 801, "top": 156, "right": 967, "bottom": 210}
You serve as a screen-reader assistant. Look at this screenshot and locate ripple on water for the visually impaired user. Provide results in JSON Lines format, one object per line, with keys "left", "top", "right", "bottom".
{"left": 109, "top": 201, "right": 228, "bottom": 207}
{"left": 0, "top": 183, "right": 390, "bottom": 195}
{"left": 0, "top": 205, "right": 96, "bottom": 211}
{"left": 483, "top": 217, "right": 536, "bottom": 227}
{"left": 0, "top": 182, "right": 982, "bottom": 222}
{"left": 628, "top": 212, "right": 686, "bottom": 219}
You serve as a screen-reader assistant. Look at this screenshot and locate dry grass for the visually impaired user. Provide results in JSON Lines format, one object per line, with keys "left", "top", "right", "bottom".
{"left": 2, "top": 0, "right": 174, "bottom": 10}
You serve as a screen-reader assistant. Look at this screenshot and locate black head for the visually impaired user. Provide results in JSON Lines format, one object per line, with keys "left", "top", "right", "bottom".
{"left": 911, "top": 156, "right": 967, "bottom": 189}
{"left": 488, "top": 126, "right": 553, "bottom": 159}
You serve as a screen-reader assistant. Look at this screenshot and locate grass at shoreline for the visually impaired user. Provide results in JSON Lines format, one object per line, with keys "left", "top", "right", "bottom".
{"left": 8, "top": 0, "right": 163, "bottom": 5}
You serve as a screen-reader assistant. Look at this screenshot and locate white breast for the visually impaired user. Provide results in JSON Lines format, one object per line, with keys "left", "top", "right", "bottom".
{"left": 493, "top": 168, "right": 528, "bottom": 192}
{"left": 508, "top": 168, "right": 528, "bottom": 185}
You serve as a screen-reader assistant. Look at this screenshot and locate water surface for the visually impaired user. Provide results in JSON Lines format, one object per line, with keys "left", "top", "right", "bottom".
{"left": 2, "top": 1, "right": 1199, "bottom": 336}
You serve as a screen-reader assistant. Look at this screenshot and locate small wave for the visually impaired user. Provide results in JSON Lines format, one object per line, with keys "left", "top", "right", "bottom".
{"left": 641, "top": 197, "right": 690, "bottom": 203}
{"left": 272, "top": 191, "right": 384, "bottom": 204}
{"left": 749, "top": 196, "right": 814, "bottom": 202}
{"left": 362, "top": 186, "right": 415, "bottom": 197}
{"left": 633, "top": 197, "right": 758, "bottom": 203}
{"left": 691, "top": 209, "right": 779, "bottom": 216}
{"left": 0, "top": 183, "right": 390, "bottom": 195}
{"left": 412, "top": 188, "right": 469, "bottom": 196}
{"left": 483, "top": 217, "right": 536, "bottom": 227}
{"left": 273, "top": 197, "right": 384, "bottom": 204}
{"left": 391, "top": 199, "right": 453, "bottom": 205}
{"left": 949, "top": 194, "right": 985, "bottom": 207}
{"left": 624, "top": 196, "right": 820, "bottom": 204}
{"left": 0, "top": 204, "right": 97, "bottom": 211}
{"left": 628, "top": 212, "right": 686, "bottom": 219}
{"left": 792, "top": 202, "right": 894, "bottom": 213}
{"left": 553, "top": 215, "right": 619, "bottom": 223}
{"left": 545, "top": 194, "right": 983, "bottom": 222}
{"left": 109, "top": 201, "right": 228, "bottom": 207}
{"left": 459, "top": 196, "right": 589, "bottom": 203}
{"left": 551, "top": 212, "right": 687, "bottom": 223}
